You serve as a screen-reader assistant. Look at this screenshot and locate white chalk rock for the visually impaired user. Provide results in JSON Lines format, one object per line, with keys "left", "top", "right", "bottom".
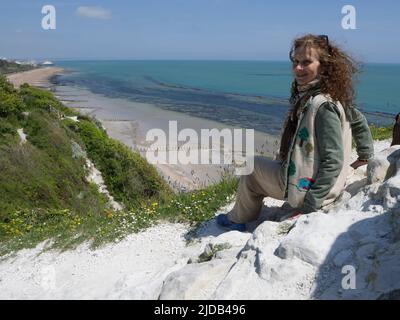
{"left": 213, "top": 222, "right": 315, "bottom": 299}
{"left": 106, "top": 258, "right": 188, "bottom": 299}
{"left": 158, "top": 227, "right": 251, "bottom": 300}
{"left": 367, "top": 145, "right": 400, "bottom": 184}
{"left": 17, "top": 128, "right": 27, "bottom": 145}
{"left": 159, "top": 258, "right": 236, "bottom": 300}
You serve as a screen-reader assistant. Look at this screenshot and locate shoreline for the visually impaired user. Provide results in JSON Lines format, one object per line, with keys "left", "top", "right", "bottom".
{"left": 6, "top": 66, "right": 65, "bottom": 89}
{"left": 6, "top": 67, "right": 280, "bottom": 191}
{"left": 54, "top": 84, "right": 280, "bottom": 191}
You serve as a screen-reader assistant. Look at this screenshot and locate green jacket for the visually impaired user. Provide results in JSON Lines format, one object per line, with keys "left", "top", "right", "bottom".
{"left": 300, "top": 101, "right": 374, "bottom": 213}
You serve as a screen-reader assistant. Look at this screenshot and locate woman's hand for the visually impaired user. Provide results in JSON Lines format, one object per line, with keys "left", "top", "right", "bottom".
{"left": 350, "top": 159, "right": 368, "bottom": 169}
{"left": 279, "top": 209, "right": 304, "bottom": 222}
{"left": 287, "top": 210, "right": 303, "bottom": 220}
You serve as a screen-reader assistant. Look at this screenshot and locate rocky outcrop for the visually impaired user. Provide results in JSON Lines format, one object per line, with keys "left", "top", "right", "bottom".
{"left": 367, "top": 145, "right": 400, "bottom": 184}
{"left": 157, "top": 141, "right": 400, "bottom": 299}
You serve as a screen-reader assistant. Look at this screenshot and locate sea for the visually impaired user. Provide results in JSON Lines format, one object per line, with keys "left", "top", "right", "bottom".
{"left": 54, "top": 60, "right": 400, "bottom": 136}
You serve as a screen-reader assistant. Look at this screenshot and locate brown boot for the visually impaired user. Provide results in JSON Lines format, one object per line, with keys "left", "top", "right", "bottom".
{"left": 392, "top": 113, "right": 400, "bottom": 146}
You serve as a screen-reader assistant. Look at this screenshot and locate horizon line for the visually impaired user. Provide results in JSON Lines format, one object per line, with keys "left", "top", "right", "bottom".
{"left": 39, "top": 58, "right": 400, "bottom": 65}
{"left": 4, "top": 57, "right": 400, "bottom": 65}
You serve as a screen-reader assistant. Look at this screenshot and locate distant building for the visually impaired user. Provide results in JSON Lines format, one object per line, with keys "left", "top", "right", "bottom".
{"left": 41, "top": 61, "right": 54, "bottom": 66}
{"left": 20, "top": 60, "right": 38, "bottom": 67}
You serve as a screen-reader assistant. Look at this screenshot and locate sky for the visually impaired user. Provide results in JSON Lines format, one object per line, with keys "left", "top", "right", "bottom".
{"left": 0, "top": 0, "right": 399, "bottom": 63}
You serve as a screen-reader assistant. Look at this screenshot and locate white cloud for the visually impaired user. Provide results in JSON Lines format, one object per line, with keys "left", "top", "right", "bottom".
{"left": 76, "top": 6, "right": 112, "bottom": 19}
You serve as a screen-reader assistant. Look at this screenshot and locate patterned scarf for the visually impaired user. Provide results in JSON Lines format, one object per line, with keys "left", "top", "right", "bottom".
{"left": 278, "top": 80, "right": 321, "bottom": 162}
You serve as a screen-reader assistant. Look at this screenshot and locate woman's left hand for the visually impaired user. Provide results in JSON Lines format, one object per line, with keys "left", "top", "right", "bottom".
{"left": 288, "top": 211, "right": 303, "bottom": 220}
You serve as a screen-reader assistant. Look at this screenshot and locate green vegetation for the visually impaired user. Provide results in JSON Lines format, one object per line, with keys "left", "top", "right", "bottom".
{"left": 196, "top": 243, "right": 233, "bottom": 263}
{"left": 72, "top": 119, "right": 170, "bottom": 208}
{"left": 0, "top": 75, "right": 238, "bottom": 256}
{"left": 0, "top": 177, "right": 237, "bottom": 256}
{"left": 0, "top": 76, "right": 25, "bottom": 117}
{"left": 277, "top": 221, "right": 296, "bottom": 235}
{"left": 0, "top": 60, "right": 36, "bottom": 75}
{"left": 369, "top": 124, "right": 393, "bottom": 141}
{"left": 352, "top": 124, "right": 393, "bottom": 149}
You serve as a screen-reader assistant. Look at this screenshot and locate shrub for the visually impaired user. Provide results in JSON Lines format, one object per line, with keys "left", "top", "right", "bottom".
{"left": 77, "top": 119, "right": 171, "bottom": 208}
{"left": 0, "top": 75, "right": 16, "bottom": 93}
{"left": 0, "top": 76, "right": 26, "bottom": 117}
{"left": 0, "top": 118, "right": 16, "bottom": 136}
{"left": 0, "top": 90, "right": 25, "bottom": 117}
{"left": 19, "top": 84, "right": 76, "bottom": 116}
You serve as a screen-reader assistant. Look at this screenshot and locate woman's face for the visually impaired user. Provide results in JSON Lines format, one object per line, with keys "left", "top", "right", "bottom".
{"left": 292, "top": 46, "right": 321, "bottom": 85}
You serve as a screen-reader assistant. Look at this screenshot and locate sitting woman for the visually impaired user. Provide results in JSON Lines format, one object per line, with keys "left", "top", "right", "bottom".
{"left": 217, "top": 34, "right": 374, "bottom": 232}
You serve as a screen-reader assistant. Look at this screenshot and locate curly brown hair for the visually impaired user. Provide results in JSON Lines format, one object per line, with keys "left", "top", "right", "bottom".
{"left": 289, "top": 34, "right": 359, "bottom": 107}
{"left": 278, "top": 34, "right": 360, "bottom": 162}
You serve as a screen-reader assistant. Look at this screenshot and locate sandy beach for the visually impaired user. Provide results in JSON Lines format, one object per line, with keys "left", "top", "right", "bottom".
{"left": 6, "top": 66, "right": 65, "bottom": 89}
{"left": 7, "top": 67, "right": 280, "bottom": 191}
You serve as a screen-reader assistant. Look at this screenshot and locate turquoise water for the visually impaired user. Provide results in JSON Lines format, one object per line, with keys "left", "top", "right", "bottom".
{"left": 55, "top": 60, "right": 399, "bottom": 134}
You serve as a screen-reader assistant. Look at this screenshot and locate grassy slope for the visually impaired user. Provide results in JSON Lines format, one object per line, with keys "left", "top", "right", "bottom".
{"left": 0, "top": 77, "right": 238, "bottom": 255}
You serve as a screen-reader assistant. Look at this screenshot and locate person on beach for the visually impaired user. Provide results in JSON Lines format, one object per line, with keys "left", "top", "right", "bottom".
{"left": 217, "top": 34, "right": 374, "bottom": 232}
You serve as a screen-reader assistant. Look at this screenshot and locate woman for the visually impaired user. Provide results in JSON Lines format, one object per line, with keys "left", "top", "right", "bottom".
{"left": 217, "top": 34, "right": 374, "bottom": 232}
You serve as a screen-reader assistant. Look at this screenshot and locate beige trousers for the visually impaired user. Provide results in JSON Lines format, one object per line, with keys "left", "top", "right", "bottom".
{"left": 227, "top": 156, "right": 286, "bottom": 223}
